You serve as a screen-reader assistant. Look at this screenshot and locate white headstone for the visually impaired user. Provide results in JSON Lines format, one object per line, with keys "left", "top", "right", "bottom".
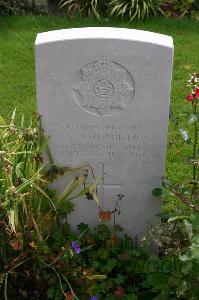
{"left": 35, "top": 27, "right": 173, "bottom": 238}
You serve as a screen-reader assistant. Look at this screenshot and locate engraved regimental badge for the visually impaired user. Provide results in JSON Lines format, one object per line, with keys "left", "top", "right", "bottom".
{"left": 73, "top": 60, "right": 135, "bottom": 116}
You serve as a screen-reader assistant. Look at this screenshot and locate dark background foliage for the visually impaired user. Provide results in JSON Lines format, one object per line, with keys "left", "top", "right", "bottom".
{"left": 0, "top": 0, "right": 198, "bottom": 17}
{"left": 0, "top": 0, "right": 49, "bottom": 15}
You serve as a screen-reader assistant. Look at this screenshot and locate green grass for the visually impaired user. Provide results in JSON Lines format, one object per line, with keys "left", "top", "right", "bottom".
{"left": 0, "top": 16, "right": 199, "bottom": 211}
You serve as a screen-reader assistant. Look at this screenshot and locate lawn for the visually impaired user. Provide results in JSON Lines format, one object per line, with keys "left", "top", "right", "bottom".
{"left": 0, "top": 15, "right": 199, "bottom": 210}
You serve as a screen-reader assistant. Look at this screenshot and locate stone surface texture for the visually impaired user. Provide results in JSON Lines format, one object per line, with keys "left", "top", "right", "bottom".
{"left": 35, "top": 27, "right": 174, "bottom": 238}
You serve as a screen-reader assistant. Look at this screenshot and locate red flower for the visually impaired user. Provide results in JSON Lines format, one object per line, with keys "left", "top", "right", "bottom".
{"left": 64, "top": 292, "right": 75, "bottom": 300}
{"left": 186, "top": 87, "right": 199, "bottom": 102}
{"left": 99, "top": 210, "right": 112, "bottom": 221}
{"left": 11, "top": 240, "right": 22, "bottom": 251}
{"left": 186, "top": 94, "right": 194, "bottom": 102}
{"left": 113, "top": 286, "right": 125, "bottom": 297}
{"left": 64, "top": 292, "right": 74, "bottom": 300}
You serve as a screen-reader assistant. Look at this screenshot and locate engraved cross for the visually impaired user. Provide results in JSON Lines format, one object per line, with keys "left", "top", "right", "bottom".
{"left": 98, "top": 162, "right": 123, "bottom": 203}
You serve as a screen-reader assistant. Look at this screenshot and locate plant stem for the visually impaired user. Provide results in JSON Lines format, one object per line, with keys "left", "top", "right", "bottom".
{"left": 4, "top": 274, "right": 8, "bottom": 300}
{"left": 192, "top": 99, "right": 198, "bottom": 197}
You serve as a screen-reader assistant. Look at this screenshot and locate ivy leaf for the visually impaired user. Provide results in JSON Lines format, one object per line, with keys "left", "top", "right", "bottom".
{"left": 103, "top": 258, "right": 117, "bottom": 272}
{"left": 77, "top": 223, "right": 89, "bottom": 233}
{"left": 114, "top": 224, "right": 123, "bottom": 232}
{"left": 152, "top": 188, "right": 163, "bottom": 197}
{"left": 156, "top": 213, "right": 171, "bottom": 221}
{"left": 147, "top": 273, "right": 168, "bottom": 289}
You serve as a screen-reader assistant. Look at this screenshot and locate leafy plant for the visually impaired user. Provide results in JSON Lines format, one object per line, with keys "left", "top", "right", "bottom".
{"left": 160, "top": 0, "right": 197, "bottom": 18}
{"left": 0, "top": 111, "right": 98, "bottom": 299}
{"left": 108, "top": 0, "right": 162, "bottom": 21}
{"left": 157, "top": 73, "right": 199, "bottom": 212}
{"left": 44, "top": 218, "right": 199, "bottom": 299}
{"left": 1, "top": 73, "right": 199, "bottom": 299}
{"left": 148, "top": 72, "right": 199, "bottom": 298}
{"left": 59, "top": 0, "right": 106, "bottom": 19}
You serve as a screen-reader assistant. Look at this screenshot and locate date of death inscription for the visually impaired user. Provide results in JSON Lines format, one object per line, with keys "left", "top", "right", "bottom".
{"left": 60, "top": 122, "right": 145, "bottom": 160}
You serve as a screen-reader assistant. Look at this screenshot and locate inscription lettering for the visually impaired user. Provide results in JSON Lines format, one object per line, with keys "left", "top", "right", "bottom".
{"left": 60, "top": 122, "right": 145, "bottom": 161}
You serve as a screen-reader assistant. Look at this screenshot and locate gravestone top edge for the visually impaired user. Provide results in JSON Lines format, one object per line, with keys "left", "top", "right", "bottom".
{"left": 35, "top": 27, "right": 173, "bottom": 49}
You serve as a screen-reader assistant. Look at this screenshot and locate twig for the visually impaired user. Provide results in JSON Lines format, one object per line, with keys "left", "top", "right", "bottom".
{"left": 169, "top": 187, "right": 199, "bottom": 212}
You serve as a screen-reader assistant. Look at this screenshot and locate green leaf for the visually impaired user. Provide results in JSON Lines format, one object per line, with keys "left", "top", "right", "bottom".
{"left": 162, "top": 187, "right": 174, "bottom": 197}
{"left": 20, "top": 114, "right": 25, "bottom": 128}
{"left": 104, "top": 258, "right": 117, "bottom": 272}
{"left": 156, "top": 213, "right": 171, "bottom": 221}
{"left": 179, "top": 128, "right": 191, "bottom": 143}
{"left": 114, "top": 224, "right": 123, "bottom": 232}
{"left": 147, "top": 273, "right": 168, "bottom": 289}
{"left": 191, "top": 213, "right": 199, "bottom": 231}
{"left": 77, "top": 223, "right": 89, "bottom": 233}
{"left": 152, "top": 188, "right": 163, "bottom": 197}
{"left": 162, "top": 180, "right": 173, "bottom": 188}
{"left": 168, "top": 215, "right": 188, "bottom": 222}
{"left": 169, "top": 110, "right": 178, "bottom": 126}
{"left": 177, "top": 281, "right": 188, "bottom": 298}
{"left": 125, "top": 294, "right": 138, "bottom": 300}
{"left": 0, "top": 273, "right": 4, "bottom": 284}
{"left": 179, "top": 254, "right": 190, "bottom": 262}
{"left": 9, "top": 108, "right": 16, "bottom": 126}
{"left": 114, "top": 273, "right": 125, "bottom": 285}
{"left": 181, "top": 261, "right": 192, "bottom": 274}
{"left": 15, "top": 162, "right": 24, "bottom": 177}
{"left": 0, "top": 116, "right": 6, "bottom": 126}
{"left": 191, "top": 234, "right": 199, "bottom": 244}
{"left": 187, "top": 113, "right": 199, "bottom": 123}
{"left": 183, "top": 219, "right": 193, "bottom": 239}
{"left": 47, "top": 287, "right": 55, "bottom": 299}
